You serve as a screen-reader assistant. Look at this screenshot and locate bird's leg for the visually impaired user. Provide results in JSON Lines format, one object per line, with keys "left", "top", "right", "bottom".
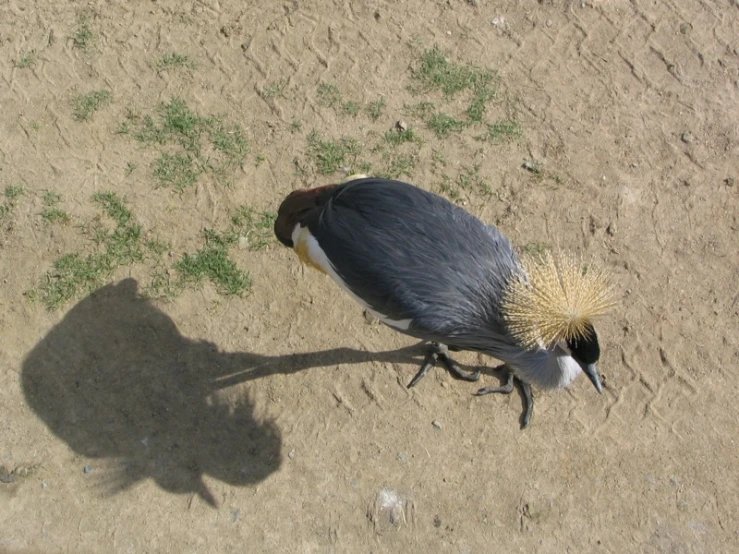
{"left": 475, "top": 367, "right": 534, "bottom": 429}
{"left": 407, "top": 342, "right": 481, "bottom": 388}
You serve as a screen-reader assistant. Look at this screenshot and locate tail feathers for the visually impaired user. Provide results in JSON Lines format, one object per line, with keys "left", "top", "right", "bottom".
{"left": 274, "top": 184, "right": 339, "bottom": 247}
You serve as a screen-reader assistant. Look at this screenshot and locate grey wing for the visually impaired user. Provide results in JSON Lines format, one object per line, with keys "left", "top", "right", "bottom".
{"left": 310, "top": 179, "right": 522, "bottom": 351}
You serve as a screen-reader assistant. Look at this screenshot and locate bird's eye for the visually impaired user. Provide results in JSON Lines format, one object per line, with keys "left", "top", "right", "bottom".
{"left": 567, "top": 326, "right": 600, "bottom": 365}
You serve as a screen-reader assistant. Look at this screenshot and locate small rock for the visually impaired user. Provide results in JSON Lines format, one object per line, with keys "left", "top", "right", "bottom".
{"left": 432, "top": 420, "right": 443, "bottom": 430}
{"left": 681, "top": 132, "right": 693, "bottom": 144}
{"left": 41, "top": 482, "right": 47, "bottom": 489}
{"left": 368, "top": 488, "right": 412, "bottom": 531}
{"left": 83, "top": 465, "right": 92, "bottom": 474}
{"left": 397, "top": 452, "right": 408, "bottom": 463}
{"left": 433, "top": 515, "right": 442, "bottom": 527}
{"left": 0, "top": 466, "right": 15, "bottom": 484}
{"left": 606, "top": 222, "right": 616, "bottom": 236}
{"left": 395, "top": 120, "right": 408, "bottom": 132}
{"left": 232, "top": 509, "right": 241, "bottom": 522}
{"left": 374, "top": 11, "right": 381, "bottom": 21}
{"left": 522, "top": 160, "right": 540, "bottom": 174}
{"left": 546, "top": 19, "right": 553, "bottom": 27}
{"left": 466, "top": 0, "right": 479, "bottom": 6}
{"left": 724, "top": 177, "right": 735, "bottom": 187}
{"left": 288, "top": 449, "right": 296, "bottom": 459}
{"left": 679, "top": 22, "right": 692, "bottom": 35}
{"left": 168, "top": 251, "right": 175, "bottom": 257}
{"left": 363, "top": 309, "right": 379, "bottom": 325}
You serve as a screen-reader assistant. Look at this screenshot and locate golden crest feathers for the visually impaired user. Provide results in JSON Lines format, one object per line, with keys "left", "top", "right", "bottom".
{"left": 502, "top": 249, "right": 617, "bottom": 349}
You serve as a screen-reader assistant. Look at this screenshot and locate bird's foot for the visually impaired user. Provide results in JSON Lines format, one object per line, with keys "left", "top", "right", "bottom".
{"left": 407, "top": 342, "right": 481, "bottom": 388}
{"left": 475, "top": 368, "right": 534, "bottom": 429}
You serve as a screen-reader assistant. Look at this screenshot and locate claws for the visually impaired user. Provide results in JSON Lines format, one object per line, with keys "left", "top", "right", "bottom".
{"left": 407, "top": 347, "right": 533, "bottom": 430}
{"left": 407, "top": 343, "right": 481, "bottom": 388}
{"left": 475, "top": 368, "right": 534, "bottom": 429}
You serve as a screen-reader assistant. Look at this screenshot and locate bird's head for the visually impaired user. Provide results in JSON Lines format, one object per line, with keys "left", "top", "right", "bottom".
{"left": 502, "top": 250, "right": 617, "bottom": 393}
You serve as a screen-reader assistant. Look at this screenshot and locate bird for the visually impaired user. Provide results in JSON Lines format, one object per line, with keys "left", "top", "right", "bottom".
{"left": 274, "top": 175, "right": 617, "bottom": 428}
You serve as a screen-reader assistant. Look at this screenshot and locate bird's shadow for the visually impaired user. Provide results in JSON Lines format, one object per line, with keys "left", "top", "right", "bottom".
{"left": 22, "top": 278, "right": 461, "bottom": 506}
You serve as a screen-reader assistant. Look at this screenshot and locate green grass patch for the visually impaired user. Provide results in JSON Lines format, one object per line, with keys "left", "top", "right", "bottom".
{"left": 5, "top": 185, "right": 24, "bottom": 201}
{"left": 307, "top": 131, "right": 362, "bottom": 175}
{"left": 263, "top": 79, "right": 287, "bottom": 98}
{"left": 15, "top": 50, "right": 36, "bottom": 68}
{"left": 376, "top": 153, "right": 417, "bottom": 180}
{"left": 426, "top": 113, "right": 468, "bottom": 138}
{"left": 365, "top": 97, "right": 387, "bottom": 121}
{"left": 152, "top": 153, "right": 201, "bottom": 192}
{"left": 30, "top": 193, "right": 147, "bottom": 309}
{"left": 404, "top": 45, "right": 513, "bottom": 139}
{"left": 411, "top": 44, "right": 497, "bottom": 99}
{"left": 71, "top": 90, "right": 112, "bottom": 122}
{"left": 72, "top": 16, "right": 94, "bottom": 51}
{"left": 28, "top": 194, "right": 267, "bottom": 308}
{"left": 165, "top": 205, "right": 273, "bottom": 297}
{"left": 437, "top": 163, "right": 493, "bottom": 203}
{"left": 123, "top": 98, "right": 248, "bottom": 190}
{"left": 476, "top": 120, "right": 522, "bottom": 143}
{"left": 41, "top": 190, "right": 71, "bottom": 225}
{"left": 382, "top": 128, "right": 422, "bottom": 147}
{"left": 1, "top": 185, "right": 25, "bottom": 222}
{"left": 174, "top": 247, "right": 251, "bottom": 297}
{"left": 316, "top": 83, "right": 375, "bottom": 119}
{"left": 156, "top": 52, "right": 196, "bottom": 71}
{"left": 317, "top": 83, "right": 343, "bottom": 108}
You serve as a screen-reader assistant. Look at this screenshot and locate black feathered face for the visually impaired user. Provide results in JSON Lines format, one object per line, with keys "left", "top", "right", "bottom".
{"left": 566, "top": 324, "right": 600, "bottom": 365}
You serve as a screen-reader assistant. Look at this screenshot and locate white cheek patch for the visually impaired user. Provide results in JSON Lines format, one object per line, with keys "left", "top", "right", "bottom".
{"left": 293, "top": 224, "right": 412, "bottom": 331}
{"left": 556, "top": 355, "right": 583, "bottom": 388}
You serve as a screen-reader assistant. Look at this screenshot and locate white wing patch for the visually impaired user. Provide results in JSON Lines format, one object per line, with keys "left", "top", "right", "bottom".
{"left": 292, "top": 224, "right": 412, "bottom": 331}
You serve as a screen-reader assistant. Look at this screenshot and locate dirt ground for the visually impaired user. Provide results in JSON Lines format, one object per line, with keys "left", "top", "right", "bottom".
{"left": 1, "top": 0, "right": 738, "bottom": 552}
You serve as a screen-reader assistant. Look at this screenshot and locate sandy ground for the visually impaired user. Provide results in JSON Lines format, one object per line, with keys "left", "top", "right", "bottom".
{"left": 1, "top": 0, "right": 738, "bottom": 552}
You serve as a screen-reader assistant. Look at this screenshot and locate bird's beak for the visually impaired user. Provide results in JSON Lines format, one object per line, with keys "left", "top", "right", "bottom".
{"left": 582, "top": 363, "right": 603, "bottom": 394}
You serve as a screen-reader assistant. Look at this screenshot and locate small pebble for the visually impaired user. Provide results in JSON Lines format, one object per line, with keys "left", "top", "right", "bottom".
{"left": 397, "top": 452, "right": 408, "bottom": 463}
{"left": 288, "top": 449, "right": 296, "bottom": 459}
{"left": 724, "top": 177, "right": 735, "bottom": 187}
{"left": 363, "top": 309, "right": 379, "bottom": 325}
{"left": 432, "top": 420, "right": 443, "bottom": 430}
{"left": 546, "top": 19, "right": 553, "bottom": 27}
{"left": 681, "top": 132, "right": 693, "bottom": 144}
{"left": 679, "top": 23, "right": 692, "bottom": 35}
{"left": 395, "top": 120, "right": 408, "bottom": 132}
{"left": 606, "top": 222, "right": 616, "bottom": 236}
{"left": 41, "top": 482, "right": 47, "bottom": 489}
{"left": 83, "top": 465, "right": 92, "bottom": 474}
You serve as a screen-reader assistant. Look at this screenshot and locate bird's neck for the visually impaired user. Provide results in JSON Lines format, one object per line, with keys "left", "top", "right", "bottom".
{"left": 500, "top": 345, "right": 582, "bottom": 390}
